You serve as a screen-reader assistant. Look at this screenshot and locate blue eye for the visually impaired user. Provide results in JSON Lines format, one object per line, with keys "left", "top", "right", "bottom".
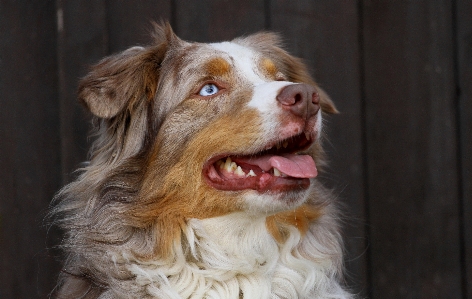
{"left": 199, "top": 83, "right": 219, "bottom": 96}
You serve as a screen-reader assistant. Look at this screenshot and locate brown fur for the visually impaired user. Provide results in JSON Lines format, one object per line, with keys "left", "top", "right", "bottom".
{"left": 260, "top": 57, "right": 279, "bottom": 79}
{"left": 266, "top": 204, "right": 322, "bottom": 243}
{"left": 204, "top": 57, "right": 231, "bottom": 77}
{"left": 128, "top": 110, "right": 263, "bottom": 258}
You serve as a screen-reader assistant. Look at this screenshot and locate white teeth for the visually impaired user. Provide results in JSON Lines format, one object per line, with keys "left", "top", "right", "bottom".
{"left": 235, "top": 166, "right": 246, "bottom": 177}
{"left": 216, "top": 158, "right": 259, "bottom": 178}
{"left": 216, "top": 159, "right": 287, "bottom": 178}
{"left": 283, "top": 141, "right": 288, "bottom": 148}
{"left": 305, "top": 131, "right": 311, "bottom": 140}
{"left": 247, "top": 169, "right": 256, "bottom": 177}
{"left": 223, "top": 157, "right": 234, "bottom": 172}
{"left": 276, "top": 143, "right": 281, "bottom": 150}
{"left": 273, "top": 168, "right": 282, "bottom": 177}
{"left": 223, "top": 157, "right": 231, "bottom": 169}
{"left": 218, "top": 157, "right": 245, "bottom": 176}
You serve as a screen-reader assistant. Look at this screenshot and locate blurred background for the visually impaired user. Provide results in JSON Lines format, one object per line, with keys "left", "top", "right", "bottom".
{"left": 0, "top": 0, "right": 470, "bottom": 298}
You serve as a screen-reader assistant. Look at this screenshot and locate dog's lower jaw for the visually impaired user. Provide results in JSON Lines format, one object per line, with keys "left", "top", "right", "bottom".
{"left": 116, "top": 209, "right": 351, "bottom": 299}
{"left": 240, "top": 185, "right": 312, "bottom": 215}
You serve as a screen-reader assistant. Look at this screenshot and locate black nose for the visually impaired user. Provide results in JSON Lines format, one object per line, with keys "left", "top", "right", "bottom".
{"left": 276, "top": 84, "right": 320, "bottom": 120}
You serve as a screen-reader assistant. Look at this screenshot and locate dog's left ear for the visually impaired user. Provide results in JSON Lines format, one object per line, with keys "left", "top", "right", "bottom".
{"left": 317, "top": 87, "right": 338, "bottom": 114}
{"left": 79, "top": 22, "right": 179, "bottom": 118}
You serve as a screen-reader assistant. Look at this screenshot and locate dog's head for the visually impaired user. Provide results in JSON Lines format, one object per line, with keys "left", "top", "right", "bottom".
{"left": 76, "top": 22, "right": 337, "bottom": 257}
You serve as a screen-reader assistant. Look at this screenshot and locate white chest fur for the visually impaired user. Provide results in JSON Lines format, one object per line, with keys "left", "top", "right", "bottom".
{"left": 125, "top": 212, "right": 350, "bottom": 299}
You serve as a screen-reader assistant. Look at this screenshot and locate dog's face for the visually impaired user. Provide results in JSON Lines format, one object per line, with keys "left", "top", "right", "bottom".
{"left": 78, "top": 23, "right": 336, "bottom": 256}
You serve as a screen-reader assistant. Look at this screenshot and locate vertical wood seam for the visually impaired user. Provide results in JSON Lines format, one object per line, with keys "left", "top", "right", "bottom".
{"left": 55, "top": 0, "right": 66, "bottom": 185}
{"left": 451, "top": 0, "right": 467, "bottom": 298}
{"left": 357, "top": 0, "right": 373, "bottom": 297}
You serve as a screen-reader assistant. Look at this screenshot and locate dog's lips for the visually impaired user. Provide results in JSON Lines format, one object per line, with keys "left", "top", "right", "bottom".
{"left": 203, "top": 133, "right": 317, "bottom": 192}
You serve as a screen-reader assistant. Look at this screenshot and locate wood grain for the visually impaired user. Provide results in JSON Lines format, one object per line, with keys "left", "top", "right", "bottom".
{"left": 0, "top": 1, "right": 61, "bottom": 297}
{"left": 363, "top": 1, "right": 462, "bottom": 297}
{"left": 457, "top": 0, "right": 472, "bottom": 297}
{"left": 106, "top": 0, "right": 172, "bottom": 53}
{"left": 174, "top": 0, "right": 266, "bottom": 42}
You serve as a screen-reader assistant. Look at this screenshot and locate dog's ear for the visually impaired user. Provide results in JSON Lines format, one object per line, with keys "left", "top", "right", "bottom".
{"left": 317, "top": 87, "right": 338, "bottom": 114}
{"left": 237, "top": 32, "right": 338, "bottom": 114}
{"left": 79, "top": 22, "right": 180, "bottom": 118}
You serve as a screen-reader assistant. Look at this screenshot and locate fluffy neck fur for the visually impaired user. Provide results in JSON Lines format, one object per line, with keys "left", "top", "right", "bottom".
{"left": 96, "top": 208, "right": 350, "bottom": 299}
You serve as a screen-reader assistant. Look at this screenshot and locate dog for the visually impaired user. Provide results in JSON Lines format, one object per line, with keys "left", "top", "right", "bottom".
{"left": 50, "top": 22, "right": 352, "bottom": 299}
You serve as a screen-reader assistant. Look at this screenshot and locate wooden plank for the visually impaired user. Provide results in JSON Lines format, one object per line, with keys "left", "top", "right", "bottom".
{"left": 363, "top": 1, "right": 462, "bottom": 298}
{"left": 174, "top": 0, "right": 265, "bottom": 42}
{"left": 57, "top": 0, "right": 108, "bottom": 182}
{"left": 270, "top": 1, "right": 367, "bottom": 297}
{"left": 0, "top": 1, "right": 62, "bottom": 298}
{"left": 457, "top": 0, "right": 472, "bottom": 297}
{"left": 106, "top": 0, "right": 172, "bottom": 53}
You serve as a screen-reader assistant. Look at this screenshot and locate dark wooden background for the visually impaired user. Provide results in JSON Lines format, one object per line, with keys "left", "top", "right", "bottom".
{"left": 0, "top": 1, "right": 470, "bottom": 298}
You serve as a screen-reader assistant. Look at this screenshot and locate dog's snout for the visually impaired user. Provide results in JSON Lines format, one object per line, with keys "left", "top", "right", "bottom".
{"left": 276, "top": 84, "right": 320, "bottom": 119}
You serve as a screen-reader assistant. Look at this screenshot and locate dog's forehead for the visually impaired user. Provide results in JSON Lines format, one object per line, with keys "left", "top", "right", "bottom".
{"left": 208, "top": 41, "right": 267, "bottom": 85}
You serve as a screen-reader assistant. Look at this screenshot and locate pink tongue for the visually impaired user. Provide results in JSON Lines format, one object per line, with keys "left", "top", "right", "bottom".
{"left": 269, "top": 154, "right": 317, "bottom": 178}
{"left": 241, "top": 154, "right": 317, "bottom": 178}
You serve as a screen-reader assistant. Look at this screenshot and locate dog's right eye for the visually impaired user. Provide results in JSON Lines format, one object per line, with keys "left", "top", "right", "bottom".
{"left": 199, "top": 83, "right": 219, "bottom": 97}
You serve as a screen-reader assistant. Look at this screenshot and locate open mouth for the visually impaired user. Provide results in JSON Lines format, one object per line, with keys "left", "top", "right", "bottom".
{"left": 203, "top": 132, "right": 317, "bottom": 192}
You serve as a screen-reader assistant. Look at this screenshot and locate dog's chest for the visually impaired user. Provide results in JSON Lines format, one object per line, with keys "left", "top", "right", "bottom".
{"left": 125, "top": 213, "right": 326, "bottom": 299}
